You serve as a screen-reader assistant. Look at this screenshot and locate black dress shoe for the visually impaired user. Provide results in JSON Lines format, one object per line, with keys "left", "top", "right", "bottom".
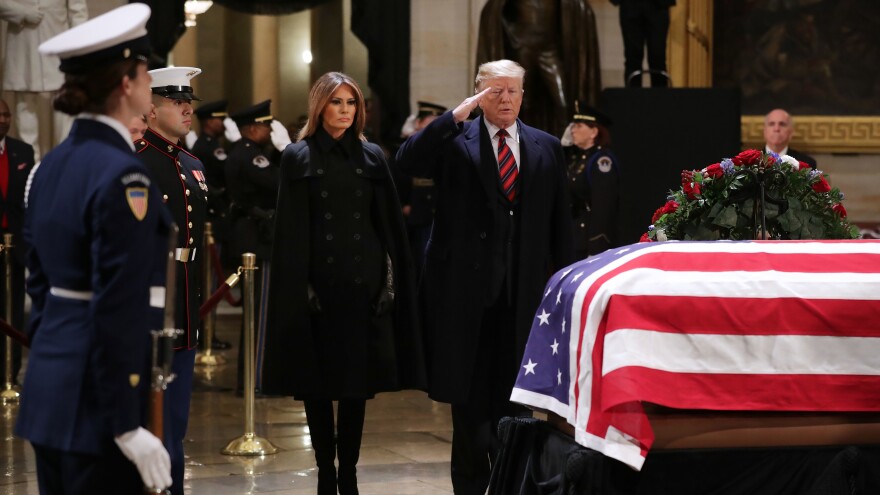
{"left": 211, "top": 338, "right": 231, "bottom": 350}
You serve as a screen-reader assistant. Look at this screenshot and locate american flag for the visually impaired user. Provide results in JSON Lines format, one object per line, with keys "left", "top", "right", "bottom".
{"left": 510, "top": 240, "right": 880, "bottom": 470}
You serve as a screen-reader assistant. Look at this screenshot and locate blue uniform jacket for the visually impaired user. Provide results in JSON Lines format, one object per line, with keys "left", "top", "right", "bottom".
{"left": 15, "top": 118, "right": 170, "bottom": 455}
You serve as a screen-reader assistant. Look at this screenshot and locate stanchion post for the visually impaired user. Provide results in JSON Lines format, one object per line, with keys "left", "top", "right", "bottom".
{"left": 221, "top": 253, "right": 277, "bottom": 456}
{"left": 196, "top": 222, "right": 225, "bottom": 366}
{"left": 1, "top": 233, "right": 20, "bottom": 404}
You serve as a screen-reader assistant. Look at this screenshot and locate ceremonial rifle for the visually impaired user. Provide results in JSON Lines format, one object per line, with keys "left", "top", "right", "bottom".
{"left": 147, "top": 225, "right": 182, "bottom": 494}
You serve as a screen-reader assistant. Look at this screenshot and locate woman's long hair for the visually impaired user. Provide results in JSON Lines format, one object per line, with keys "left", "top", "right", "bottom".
{"left": 297, "top": 72, "right": 367, "bottom": 142}
{"left": 54, "top": 59, "right": 144, "bottom": 116}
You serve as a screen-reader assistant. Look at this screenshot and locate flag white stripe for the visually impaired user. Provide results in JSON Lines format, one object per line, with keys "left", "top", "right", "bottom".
{"left": 593, "top": 268, "right": 880, "bottom": 300}
{"left": 603, "top": 330, "right": 880, "bottom": 376}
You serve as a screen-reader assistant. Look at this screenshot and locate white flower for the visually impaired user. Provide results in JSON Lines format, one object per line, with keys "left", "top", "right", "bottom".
{"left": 780, "top": 154, "right": 800, "bottom": 170}
{"left": 656, "top": 229, "right": 668, "bottom": 242}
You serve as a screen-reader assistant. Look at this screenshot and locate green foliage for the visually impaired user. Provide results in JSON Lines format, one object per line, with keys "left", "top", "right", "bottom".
{"left": 643, "top": 151, "right": 859, "bottom": 242}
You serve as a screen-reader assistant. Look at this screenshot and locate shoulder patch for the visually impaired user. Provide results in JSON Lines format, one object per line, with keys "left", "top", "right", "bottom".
{"left": 597, "top": 156, "right": 613, "bottom": 173}
{"left": 252, "top": 155, "right": 270, "bottom": 168}
{"left": 213, "top": 147, "right": 227, "bottom": 161}
{"left": 125, "top": 187, "right": 149, "bottom": 221}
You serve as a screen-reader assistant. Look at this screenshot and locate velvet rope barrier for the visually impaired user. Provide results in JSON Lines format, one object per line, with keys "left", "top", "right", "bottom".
{"left": 0, "top": 318, "right": 28, "bottom": 348}
{"left": 199, "top": 269, "right": 242, "bottom": 319}
{"left": 209, "top": 243, "right": 242, "bottom": 307}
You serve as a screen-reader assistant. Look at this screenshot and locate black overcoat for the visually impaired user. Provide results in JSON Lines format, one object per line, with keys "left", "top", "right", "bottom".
{"left": 259, "top": 134, "right": 425, "bottom": 399}
{"left": 395, "top": 112, "right": 574, "bottom": 404}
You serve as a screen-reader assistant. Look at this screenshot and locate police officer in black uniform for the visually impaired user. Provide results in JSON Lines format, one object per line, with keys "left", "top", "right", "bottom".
{"left": 563, "top": 103, "right": 620, "bottom": 257}
{"left": 225, "top": 99, "right": 288, "bottom": 392}
{"left": 225, "top": 99, "right": 280, "bottom": 262}
{"left": 136, "top": 66, "right": 208, "bottom": 495}
{"left": 191, "top": 99, "right": 233, "bottom": 350}
{"left": 395, "top": 101, "right": 445, "bottom": 274}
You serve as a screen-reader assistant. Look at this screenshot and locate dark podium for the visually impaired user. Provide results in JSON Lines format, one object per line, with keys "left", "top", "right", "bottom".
{"left": 598, "top": 88, "right": 741, "bottom": 245}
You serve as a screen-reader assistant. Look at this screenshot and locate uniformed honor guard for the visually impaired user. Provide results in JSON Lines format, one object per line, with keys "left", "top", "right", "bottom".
{"left": 396, "top": 101, "right": 445, "bottom": 274}
{"left": 136, "top": 65, "right": 208, "bottom": 495}
{"left": 17, "top": 4, "right": 172, "bottom": 493}
{"left": 191, "top": 99, "right": 233, "bottom": 350}
{"left": 562, "top": 103, "right": 620, "bottom": 257}
{"left": 225, "top": 99, "right": 280, "bottom": 262}
{"left": 224, "top": 99, "right": 285, "bottom": 392}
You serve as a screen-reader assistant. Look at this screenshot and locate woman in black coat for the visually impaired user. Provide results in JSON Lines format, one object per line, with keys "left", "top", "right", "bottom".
{"left": 260, "top": 72, "right": 425, "bottom": 495}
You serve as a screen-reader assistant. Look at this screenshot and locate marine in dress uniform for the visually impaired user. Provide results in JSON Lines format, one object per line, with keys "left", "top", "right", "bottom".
{"left": 563, "top": 104, "right": 620, "bottom": 257}
{"left": 0, "top": 98, "right": 35, "bottom": 385}
{"left": 17, "top": 5, "right": 172, "bottom": 492}
{"left": 137, "top": 66, "right": 208, "bottom": 495}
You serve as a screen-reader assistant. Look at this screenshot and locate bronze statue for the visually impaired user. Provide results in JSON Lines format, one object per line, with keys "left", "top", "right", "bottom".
{"left": 477, "top": 0, "right": 601, "bottom": 137}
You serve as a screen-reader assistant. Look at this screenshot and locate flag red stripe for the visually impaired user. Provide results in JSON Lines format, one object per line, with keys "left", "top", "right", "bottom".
{"left": 602, "top": 367, "right": 880, "bottom": 412}
{"left": 604, "top": 295, "right": 880, "bottom": 337}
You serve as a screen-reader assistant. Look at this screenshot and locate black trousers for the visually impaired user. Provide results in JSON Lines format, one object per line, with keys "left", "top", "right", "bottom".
{"left": 33, "top": 443, "right": 142, "bottom": 495}
{"left": 619, "top": 0, "right": 672, "bottom": 87}
{"left": 451, "top": 291, "right": 530, "bottom": 495}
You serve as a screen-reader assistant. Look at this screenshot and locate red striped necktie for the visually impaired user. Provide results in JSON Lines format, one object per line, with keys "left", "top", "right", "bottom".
{"left": 496, "top": 129, "right": 518, "bottom": 201}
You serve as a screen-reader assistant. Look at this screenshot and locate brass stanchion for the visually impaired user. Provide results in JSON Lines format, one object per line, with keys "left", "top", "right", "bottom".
{"left": 1, "top": 234, "right": 20, "bottom": 404}
{"left": 221, "top": 253, "right": 277, "bottom": 456}
{"left": 196, "top": 223, "right": 226, "bottom": 366}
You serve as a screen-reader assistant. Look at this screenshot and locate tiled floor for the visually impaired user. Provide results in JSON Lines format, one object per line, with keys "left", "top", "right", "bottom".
{"left": 0, "top": 308, "right": 455, "bottom": 494}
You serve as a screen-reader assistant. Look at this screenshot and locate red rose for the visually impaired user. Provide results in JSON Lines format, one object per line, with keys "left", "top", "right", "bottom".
{"left": 639, "top": 233, "right": 652, "bottom": 242}
{"left": 812, "top": 176, "right": 831, "bottom": 193}
{"left": 732, "top": 149, "right": 762, "bottom": 166}
{"left": 651, "top": 200, "right": 679, "bottom": 223}
{"left": 832, "top": 203, "right": 847, "bottom": 218}
{"left": 683, "top": 181, "right": 701, "bottom": 199}
{"left": 704, "top": 163, "right": 723, "bottom": 179}
{"left": 651, "top": 207, "right": 664, "bottom": 223}
{"left": 798, "top": 161, "right": 812, "bottom": 170}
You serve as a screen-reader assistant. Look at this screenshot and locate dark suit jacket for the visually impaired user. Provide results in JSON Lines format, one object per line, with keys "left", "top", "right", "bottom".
{"left": 1, "top": 136, "right": 35, "bottom": 265}
{"left": 396, "top": 112, "right": 573, "bottom": 403}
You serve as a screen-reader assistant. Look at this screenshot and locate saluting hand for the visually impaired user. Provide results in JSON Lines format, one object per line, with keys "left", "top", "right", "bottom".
{"left": 452, "top": 87, "right": 492, "bottom": 124}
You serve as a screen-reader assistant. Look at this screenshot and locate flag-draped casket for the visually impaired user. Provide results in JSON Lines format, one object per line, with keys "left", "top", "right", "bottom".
{"left": 510, "top": 240, "right": 880, "bottom": 470}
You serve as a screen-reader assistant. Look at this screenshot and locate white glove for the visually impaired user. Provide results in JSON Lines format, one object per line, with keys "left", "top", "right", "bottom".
{"left": 223, "top": 117, "right": 241, "bottom": 143}
{"left": 21, "top": 6, "right": 44, "bottom": 25}
{"left": 114, "top": 427, "right": 172, "bottom": 491}
{"left": 270, "top": 120, "right": 292, "bottom": 152}
{"left": 184, "top": 130, "right": 197, "bottom": 149}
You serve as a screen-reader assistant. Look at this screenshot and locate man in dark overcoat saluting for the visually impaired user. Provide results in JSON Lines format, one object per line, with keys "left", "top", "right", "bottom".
{"left": 395, "top": 59, "right": 573, "bottom": 495}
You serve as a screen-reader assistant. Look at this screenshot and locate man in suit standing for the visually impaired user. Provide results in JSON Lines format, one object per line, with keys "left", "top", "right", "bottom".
{"left": 763, "top": 108, "right": 817, "bottom": 169}
{"left": 0, "top": 98, "right": 35, "bottom": 386}
{"left": 396, "top": 59, "right": 573, "bottom": 495}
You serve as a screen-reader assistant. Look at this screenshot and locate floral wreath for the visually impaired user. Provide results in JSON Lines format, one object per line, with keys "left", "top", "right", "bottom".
{"left": 641, "top": 149, "right": 859, "bottom": 242}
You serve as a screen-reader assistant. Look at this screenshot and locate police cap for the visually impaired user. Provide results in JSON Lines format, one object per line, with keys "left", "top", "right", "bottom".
{"left": 38, "top": 3, "right": 152, "bottom": 75}
{"left": 571, "top": 101, "right": 613, "bottom": 128}
{"left": 417, "top": 101, "right": 446, "bottom": 119}
{"left": 194, "top": 100, "right": 228, "bottom": 120}
{"left": 230, "top": 99, "right": 273, "bottom": 127}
